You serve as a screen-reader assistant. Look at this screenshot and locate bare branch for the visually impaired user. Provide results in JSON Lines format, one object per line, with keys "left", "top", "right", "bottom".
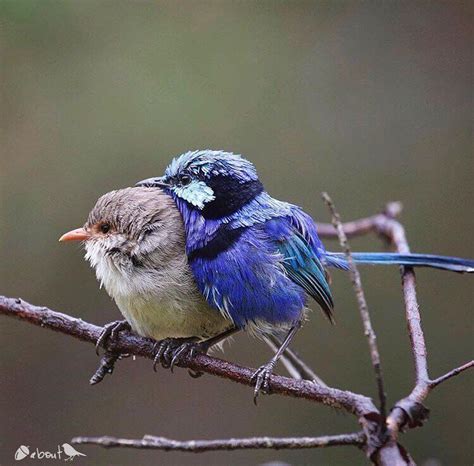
{"left": 317, "top": 201, "right": 472, "bottom": 443}
{"left": 2, "top": 201, "right": 471, "bottom": 465}
{"left": 379, "top": 216, "right": 432, "bottom": 435}
{"left": 0, "top": 295, "right": 376, "bottom": 418}
{"left": 319, "top": 203, "right": 434, "bottom": 435}
{"left": 90, "top": 351, "right": 123, "bottom": 385}
{"left": 316, "top": 202, "right": 473, "bottom": 436}
{"left": 72, "top": 432, "right": 365, "bottom": 452}
{"left": 429, "top": 360, "right": 474, "bottom": 389}
{"left": 0, "top": 294, "right": 387, "bottom": 459}
{"left": 315, "top": 201, "right": 403, "bottom": 240}
{"left": 322, "top": 192, "right": 387, "bottom": 420}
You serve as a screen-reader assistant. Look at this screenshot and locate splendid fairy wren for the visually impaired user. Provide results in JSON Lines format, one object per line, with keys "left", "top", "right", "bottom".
{"left": 136, "top": 150, "right": 474, "bottom": 397}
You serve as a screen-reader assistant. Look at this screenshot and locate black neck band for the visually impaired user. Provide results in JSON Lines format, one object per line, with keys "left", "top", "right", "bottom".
{"left": 201, "top": 177, "right": 264, "bottom": 219}
{"left": 188, "top": 225, "right": 245, "bottom": 262}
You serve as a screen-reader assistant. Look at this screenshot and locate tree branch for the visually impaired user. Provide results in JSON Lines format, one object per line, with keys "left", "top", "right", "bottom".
{"left": 322, "top": 193, "right": 388, "bottom": 422}
{"left": 315, "top": 201, "right": 403, "bottom": 240}
{"left": 429, "top": 360, "right": 474, "bottom": 388}
{"left": 0, "top": 294, "right": 384, "bottom": 457}
{"left": 71, "top": 432, "right": 365, "bottom": 452}
{"left": 379, "top": 215, "right": 432, "bottom": 435}
{"left": 0, "top": 295, "right": 377, "bottom": 417}
{"left": 316, "top": 202, "right": 473, "bottom": 437}
{"left": 2, "top": 202, "right": 472, "bottom": 465}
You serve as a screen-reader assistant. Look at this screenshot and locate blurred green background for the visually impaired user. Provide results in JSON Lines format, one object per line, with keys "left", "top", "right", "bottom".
{"left": 1, "top": 1, "right": 472, "bottom": 465}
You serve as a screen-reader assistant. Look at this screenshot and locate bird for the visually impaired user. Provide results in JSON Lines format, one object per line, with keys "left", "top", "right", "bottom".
{"left": 61, "top": 443, "right": 86, "bottom": 461}
{"left": 60, "top": 188, "right": 234, "bottom": 352}
{"left": 136, "top": 149, "right": 474, "bottom": 399}
{"left": 59, "top": 187, "right": 312, "bottom": 379}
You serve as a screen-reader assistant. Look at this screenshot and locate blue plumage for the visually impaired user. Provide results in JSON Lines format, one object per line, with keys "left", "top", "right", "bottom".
{"left": 137, "top": 150, "right": 473, "bottom": 397}
{"left": 138, "top": 149, "right": 473, "bottom": 334}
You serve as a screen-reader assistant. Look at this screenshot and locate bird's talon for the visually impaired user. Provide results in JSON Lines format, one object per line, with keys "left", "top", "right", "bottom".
{"left": 162, "top": 344, "right": 174, "bottom": 368}
{"left": 153, "top": 341, "right": 167, "bottom": 371}
{"left": 152, "top": 339, "right": 205, "bottom": 373}
{"left": 170, "top": 345, "right": 188, "bottom": 372}
{"left": 95, "top": 320, "right": 130, "bottom": 355}
{"left": 251, "top": 362, "right": 276, "bottom": 404}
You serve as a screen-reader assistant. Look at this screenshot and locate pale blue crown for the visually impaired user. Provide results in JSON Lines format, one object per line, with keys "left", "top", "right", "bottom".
{"left": 164, "top": 150, "right": 258, "bottom": 182}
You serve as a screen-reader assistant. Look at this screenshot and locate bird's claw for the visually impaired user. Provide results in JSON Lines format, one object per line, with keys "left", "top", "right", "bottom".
{"left": 251, "top": 361, "right": 276, "bottom": 404}
{"left": 95, "top": 320, "right": 131, "bottom": 355}
{"left": 152, "top": 338, "right": 205, "bottom": 373}
{"left": 153, "top": 341, "right": 166, "bottom": 371}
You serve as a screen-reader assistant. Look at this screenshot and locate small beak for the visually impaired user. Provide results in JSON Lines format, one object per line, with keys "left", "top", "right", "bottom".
{"left": 135, "top": 176, "right": 170, "bottom": 188}
{"left": 59, "top": 227, "right": 91, "bottom": 242}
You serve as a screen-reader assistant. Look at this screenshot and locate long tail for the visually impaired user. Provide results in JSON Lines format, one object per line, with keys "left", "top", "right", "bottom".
{"left": 325, "top": 252, "right": 474, "bottom": 273}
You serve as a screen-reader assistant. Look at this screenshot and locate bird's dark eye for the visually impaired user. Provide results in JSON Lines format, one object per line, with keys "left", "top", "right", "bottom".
{"left": 180, "top": 175, "right": 191, "bottom": 186}
{"left": 100, "top": 223, "right": 111, "bottom": 234}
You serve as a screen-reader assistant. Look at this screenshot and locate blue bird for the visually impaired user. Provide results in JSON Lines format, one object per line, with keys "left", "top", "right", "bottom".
{"left": 137, "top": 150, "right": 473, "bottom": 398}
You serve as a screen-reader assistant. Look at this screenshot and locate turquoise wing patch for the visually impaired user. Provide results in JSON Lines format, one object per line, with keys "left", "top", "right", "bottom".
{"left": 278, "top": 230, "right": 334, "bottom": 323}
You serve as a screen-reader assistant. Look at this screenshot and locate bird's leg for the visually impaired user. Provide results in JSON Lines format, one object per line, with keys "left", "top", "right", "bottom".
{"left": 95, "top": 319, "right": 131, "bottom": 355}
{"left": 153, "top": 327, "right": 239, "bottom": 374}
{"left": 266, "top": 334, "right": 327, "bottom": 386}
{"left": 251, "top": 323, "right": 301, "bottom": 404}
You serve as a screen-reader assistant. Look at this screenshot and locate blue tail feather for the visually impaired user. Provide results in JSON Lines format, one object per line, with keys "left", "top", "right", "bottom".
{"left": 325, "top": 252, "right": 474, "bottom": 273}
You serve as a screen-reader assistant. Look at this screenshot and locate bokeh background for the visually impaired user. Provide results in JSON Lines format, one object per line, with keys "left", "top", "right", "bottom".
{"left": 1, "top": 2, "right": 472, "bottom": 465}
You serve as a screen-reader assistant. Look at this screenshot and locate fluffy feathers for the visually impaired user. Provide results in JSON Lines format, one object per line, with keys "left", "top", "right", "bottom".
{"left": 83, "top": 188, "right": 233, "bottom": 341}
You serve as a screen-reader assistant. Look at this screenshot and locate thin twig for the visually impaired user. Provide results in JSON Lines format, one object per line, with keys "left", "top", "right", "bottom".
{"left": 89, "top": 351, "right": 123, "bottom": 385}
{"left": 316, "top": 203, "right": 473, "bottom": 435}
{"left": 72, "top": 432, "right": 365, "bottom": 452}
{"left": 322, "top": 192, "right": 387, "bottom": 421}
{"left": 429, "top": 360, "right": 474, "bottom": 389}
{"left": 315, "top": 202, "right": 403, "bottom": 240}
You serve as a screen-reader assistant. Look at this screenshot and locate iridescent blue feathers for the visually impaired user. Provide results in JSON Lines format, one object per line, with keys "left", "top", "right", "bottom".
{"left": 157, "top": 150, "right": 334, "bottom": 330}
{"left": 137, "top": 149, "right": 473, "bottom": 336}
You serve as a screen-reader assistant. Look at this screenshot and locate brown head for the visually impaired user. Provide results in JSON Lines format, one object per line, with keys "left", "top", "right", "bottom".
{"left": 59, "top": 187, "right": 187, "bottom": 292}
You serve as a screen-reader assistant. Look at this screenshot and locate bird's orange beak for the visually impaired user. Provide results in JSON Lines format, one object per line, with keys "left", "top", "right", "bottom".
{"left": 59, "top": 227, "right": 91, "bottom": 242}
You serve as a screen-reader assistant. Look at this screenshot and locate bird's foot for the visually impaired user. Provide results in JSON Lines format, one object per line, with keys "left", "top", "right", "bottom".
{"left": 153, "top": 338, "right": 207, "bottom": 375}
{"left": 251, "top": 360, "right": 277, "bottom": 404}
{"left": 95, "top": 320, "right": 131, "bottom": 355}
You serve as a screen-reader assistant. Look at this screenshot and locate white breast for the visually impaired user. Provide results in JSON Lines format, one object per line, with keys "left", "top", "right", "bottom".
{"left": 87, "top": 243, "right": 232, "bottom": 341}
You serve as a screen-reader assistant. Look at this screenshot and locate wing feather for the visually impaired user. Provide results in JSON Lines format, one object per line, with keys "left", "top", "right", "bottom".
{"left": 272, "top": 218, "right": 334, "bottom": 322}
